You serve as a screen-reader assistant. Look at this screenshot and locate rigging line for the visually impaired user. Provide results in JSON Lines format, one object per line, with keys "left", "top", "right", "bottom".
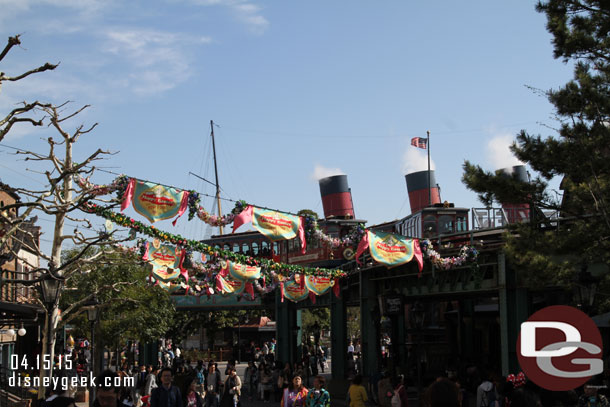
{"left": 95, "top": 168, "right": 302, "bottom": 216}
{"left": 0, "top": 162, "right": 47, "bottom": 185}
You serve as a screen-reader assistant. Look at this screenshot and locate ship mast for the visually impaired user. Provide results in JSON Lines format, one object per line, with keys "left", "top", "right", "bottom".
{"left": 210, "top": 120, "right": 224, "bottom": 235}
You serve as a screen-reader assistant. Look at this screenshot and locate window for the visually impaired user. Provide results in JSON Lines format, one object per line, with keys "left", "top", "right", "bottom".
{"left": 456, "top": 216, "right": 467, "bottom": 232}
{"left": 233, "top": 243, "right": 240, "bottom": 253}
{"left": 242, "top": 243, "right": 250, "bottom": 254}
{"left": 423, "top": 215, "right": 437, "bottom": 237}
{"left": 438, "top": 215, "right": 454, "bottom": 234}
{"left": 224, "top": 244, "right": 231, "bottom": 251}
{"left": 252, "top": 242, "right": 259, "bottom": 255}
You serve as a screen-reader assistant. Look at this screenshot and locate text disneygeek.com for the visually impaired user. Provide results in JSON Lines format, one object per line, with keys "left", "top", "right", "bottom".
{"left": 9, "top": 373, "right": 135, "bottom": 390}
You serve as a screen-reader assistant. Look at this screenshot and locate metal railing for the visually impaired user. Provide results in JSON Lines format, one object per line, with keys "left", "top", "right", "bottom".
{"left": 0, "top": 366, "right": 35, "bottom": 406}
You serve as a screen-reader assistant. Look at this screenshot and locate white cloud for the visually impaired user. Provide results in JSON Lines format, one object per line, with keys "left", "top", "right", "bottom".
{"left": 101, "top": 29, "right": 212, "bottom": 95}
{"left": 0, "top": 0, "right": 111, "bottom": 24}
{"left": 186, "top": 0, "right": 269, "bottom": 34}
{"left": 311, "top": 164, "right": 345, "bottom": 181}
{"left": 485, "top": 131, "right": 524, "bottom": 170}
{"left": 402, "top": 147, "right": 435, "bottom": 175}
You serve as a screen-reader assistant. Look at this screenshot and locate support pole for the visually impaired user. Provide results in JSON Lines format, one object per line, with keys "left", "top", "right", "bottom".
{"left": 211, "top": 120, "right": 224, "bottom": 235}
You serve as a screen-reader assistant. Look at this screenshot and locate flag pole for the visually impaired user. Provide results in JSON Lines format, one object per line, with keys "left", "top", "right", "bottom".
{"left": 427, "top": 130, "right": 431, "bottom": 206}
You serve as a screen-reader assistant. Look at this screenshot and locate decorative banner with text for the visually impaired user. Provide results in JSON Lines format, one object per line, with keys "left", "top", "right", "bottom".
{"left": 145, "top": 243, "right": 188, "bottom": 282}
{"left": 225, "top": 261, "right": 261, "bottom": 281}
{"left": 304, "top": 275, "right": 334, "bottom": 296}
{"left": 283, "top": 280, "right": 310, "bottom": 302}
{"left": 233, "top": 206, "right": 306, "bottom": 253}
{"left": 356, "top": 230, "right": 423, "bottom": 271}
{"left": 121, "top": 179, "right": 189, "bottom": 224}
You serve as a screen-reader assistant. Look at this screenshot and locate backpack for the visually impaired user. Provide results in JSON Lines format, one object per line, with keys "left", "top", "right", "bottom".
{"left": 391, "top": 386, "right": 402, "bottom": 407}
{"left": 196, "top": 369, "right": 205, "bottom": 385}
{"left": 481, "top": 386, "right": 497, "bottom": 407}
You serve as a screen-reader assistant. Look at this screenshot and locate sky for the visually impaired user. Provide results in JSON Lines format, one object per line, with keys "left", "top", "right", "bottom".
{"left": 0, "top": 1, "right": 574, "bottom": 248}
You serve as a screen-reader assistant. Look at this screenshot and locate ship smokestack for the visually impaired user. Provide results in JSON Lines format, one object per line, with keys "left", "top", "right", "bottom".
{"left": 318, "top": 175, "right": 355, "bottom": 219}
{"left": 498, "top": 165, "right": 530, "bottom": 223}
{"left": 405, "top": 170, "right": 441, "bottom": 214}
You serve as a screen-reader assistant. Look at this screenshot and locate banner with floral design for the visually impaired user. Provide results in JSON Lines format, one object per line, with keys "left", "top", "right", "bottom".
{"left": 283, "top": 280, "right": 310, "bottom": 302}
{"left": 304, "top": 275, "right": 333, "bottom": 296}
{"left": 224, "top": 261, "right": 261, "bottom": 281}
{"left": 121, "top": 179, "right": 189, "bottom": 224}
{"left": 356, "top": 230, "right": 423, "bottom": 271}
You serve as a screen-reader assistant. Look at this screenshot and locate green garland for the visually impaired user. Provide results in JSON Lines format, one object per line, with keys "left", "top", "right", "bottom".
{"left": 83, "top": 203, "right": 346, "bottom": 279}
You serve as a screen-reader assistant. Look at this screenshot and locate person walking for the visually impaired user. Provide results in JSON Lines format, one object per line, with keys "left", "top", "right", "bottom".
{"left": 150, "top": 367, "right": 183, "bottom": 407}
{"left": 244, "top": 361, "right": 258, "bottom": 401}
{"left": 94, "top": 370, "right": 132, "bottom": 407}
{"left": 281, "top": 376, "right": 308, "bottom": 407}
{"left": 204, "top": 362, "right": 222, "bottom": 407}
{"left": 182, "top": 376, "right": 205, "bottom": 407}
{"left": 195, "top": 361, "right": 207, "bottom": 398}
{"left": 391, "top": 376, "right": 408, "bottom": 407}
{"left": 305, "top": 376, "right": 330, "bottom": 407}
{"left": 132, "top": 365, "right": 149, "bottom": 406}
{"left": 347, "top": 375, "right": 368, "bottom": 407}
{"left": 145, "top": 367, "right": 159, "bottom": 397}
{"left": 220, "top": 367, "right": 241, "bottom": 407}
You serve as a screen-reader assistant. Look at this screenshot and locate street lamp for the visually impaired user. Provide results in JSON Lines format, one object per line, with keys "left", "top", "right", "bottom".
{"left": 83, "top": 295, "right": 100, "bottom": 407}
{"left": 574, "top": 265, "right": 599, "bottom": 314}
{"left": 39, "top": 275, "right": 62, "bottom": 309}
{"left": 411, "top": 302, "right": 425, "bottom": 399}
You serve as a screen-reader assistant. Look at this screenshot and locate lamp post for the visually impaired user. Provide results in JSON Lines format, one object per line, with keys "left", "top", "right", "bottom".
{"left": 574, "top": 265, "right": 599, "bottom": 314}
{"left": 411, "top": 302, "right": 425, "bottom": 399}
{"left": 38, "top": 274, "right": 62, "bottom": 400}
{"left": 84, "top": 296, "right": 100, "bottom": 407}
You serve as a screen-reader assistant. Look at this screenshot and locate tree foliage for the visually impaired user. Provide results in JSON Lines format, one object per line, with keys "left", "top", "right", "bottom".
{"left": 61, "top": 247, "right": 174, "bottom": 347}
{"left": 462, "top": 1, "right": 610, "bottom": 301}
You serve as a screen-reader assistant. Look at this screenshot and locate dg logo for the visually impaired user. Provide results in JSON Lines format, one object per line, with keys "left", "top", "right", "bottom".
{"left": 517, "top": 305, "right": 603, "bottom": 391}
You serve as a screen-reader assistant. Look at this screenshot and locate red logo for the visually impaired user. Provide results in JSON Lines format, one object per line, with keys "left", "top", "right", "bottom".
{"left": 517, "top": 305, "right": 603, "bottom": 391}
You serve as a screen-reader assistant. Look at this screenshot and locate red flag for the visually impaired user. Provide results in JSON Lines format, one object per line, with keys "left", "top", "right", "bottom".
{"left": 413, "top": 239, "right": 424, "bottom": 276}
{"left": 309, "top": 291, "right": 316, "bottom": 304}
{"left": 172, "top": 191, "right": 191, "bottom": 226}
{"left": 411, "top": 137, "right": 427, "bottom": 149}
{"left": 355, "top": 231, "right": 370, "bottom": 265}
{"left": 232, "top": 205, "right": 253, "bottom": 233}
{"left": 333, "top": 279, "right": 340, "bottom": 298}
{"left": 121, "top": 178, "right": 136, "bottom": 212}
{"left": 298, "top": 216, "right": 307, "bottom": 254}
{"left": 142, "top": 241, "right": 150, "bottom": 261}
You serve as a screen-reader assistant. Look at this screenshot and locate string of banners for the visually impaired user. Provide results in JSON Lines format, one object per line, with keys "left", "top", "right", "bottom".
{"left": 78, "top": 175, "right": 479, "bottom": 301}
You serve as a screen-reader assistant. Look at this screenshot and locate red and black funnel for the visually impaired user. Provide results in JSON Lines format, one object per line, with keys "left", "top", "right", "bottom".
{"left": 318, "top": 175, "right": 355, "bottom": 219}
{"left": 405, "top": 170, "right": 440, "bottom": 214}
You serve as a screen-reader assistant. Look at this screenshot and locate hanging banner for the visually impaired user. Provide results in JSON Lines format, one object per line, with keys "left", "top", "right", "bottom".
{"left": 216, "top": 274, "right": 245, "bottom": 296}
{"left": 224, "top": 261, "right": 261, "bottom": 281}
{"left": 283, "top": 280, "right": 309, "bottom": 302}
{"left": 148, "top": 244, "right": 186, "bottom": 282}
{"left": 233, "top": 206, "right": 306, "bottom": 254}
{"left": 121, "top": 179, "right": 189, "bottom": 224}
{"left": 357, "top": 230, "right": 420, "bottom": 269}
{"left": 304, "top": 275, "right": 333, "bottom": 296}
{"left": 148, "top": 244, "right": 183, "bottom": 271}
